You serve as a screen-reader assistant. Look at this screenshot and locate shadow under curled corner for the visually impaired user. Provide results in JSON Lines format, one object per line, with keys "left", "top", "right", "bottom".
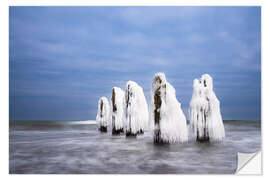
{"left": 235, "top": 151, "right": 262, "bottom": 175}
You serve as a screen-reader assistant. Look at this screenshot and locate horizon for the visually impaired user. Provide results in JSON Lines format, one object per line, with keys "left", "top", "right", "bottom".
{"left": 9, "top": 119, "right": 261, "bottom": 121}
{"left": 9, "top": 7, "right": 261, "bottom": 121}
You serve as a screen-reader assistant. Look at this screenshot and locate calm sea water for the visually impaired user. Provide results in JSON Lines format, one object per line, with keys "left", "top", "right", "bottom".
{"left": 9, "top": 120, "right": 261, "bottom": 174}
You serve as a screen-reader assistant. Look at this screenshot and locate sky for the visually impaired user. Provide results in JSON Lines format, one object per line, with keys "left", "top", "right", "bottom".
{"left": 9, "top": 6, "right": 261, "bottom": 121}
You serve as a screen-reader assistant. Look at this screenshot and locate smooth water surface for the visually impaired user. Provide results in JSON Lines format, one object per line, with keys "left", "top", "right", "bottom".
{"left": 9, "top": 120, "right": 261, "bottom": 174}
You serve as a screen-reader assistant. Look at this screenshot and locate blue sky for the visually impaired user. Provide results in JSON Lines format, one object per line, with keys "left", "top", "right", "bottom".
{"left": 9, "top": 6, "right": 261, "bottom": 120}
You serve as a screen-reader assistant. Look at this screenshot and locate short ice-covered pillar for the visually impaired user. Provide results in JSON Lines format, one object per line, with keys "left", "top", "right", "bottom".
{"left": 189, "top": 74, "right": 225, "bottom": 142}
{"left": 111, "top": 87, "right": 125, "bottom": 135}
{"left": 124, "top": 81, "right": 149, "bottom": 136}
{"left": 96, "top": 97, "right": 110, "bottom": 132}
{"left": 150, "top": 72, "right": 188, "bottom": 143}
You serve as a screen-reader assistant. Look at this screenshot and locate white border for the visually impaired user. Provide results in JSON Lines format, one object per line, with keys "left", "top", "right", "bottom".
{"left": 2, "top": 0, "right": 270, "bottom": 179}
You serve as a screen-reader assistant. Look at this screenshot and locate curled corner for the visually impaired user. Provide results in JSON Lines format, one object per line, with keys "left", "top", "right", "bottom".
{"left": 236, "top": 151, "right": 262, "bottom": 175}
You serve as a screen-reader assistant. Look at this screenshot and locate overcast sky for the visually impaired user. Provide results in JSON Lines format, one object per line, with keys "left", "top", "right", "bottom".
{"left": 9, "top": 6, "right": 261, "bottom": 120}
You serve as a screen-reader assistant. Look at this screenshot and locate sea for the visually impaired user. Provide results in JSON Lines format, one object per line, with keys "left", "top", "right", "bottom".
{"left": 9, "top": 120, "right": 261, "bottom": 174}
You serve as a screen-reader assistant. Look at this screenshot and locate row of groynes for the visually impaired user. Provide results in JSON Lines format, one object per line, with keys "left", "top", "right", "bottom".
{"left": 96, "top": 72, "right": 225, "bottom": 143}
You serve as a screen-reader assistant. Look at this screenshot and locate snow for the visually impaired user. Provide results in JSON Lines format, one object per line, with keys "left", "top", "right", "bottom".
{"left": 189, "top": 74, "right": 225, "bottom": 142}
{"left": 111, "top": 87, "right": 125, "bottom": 131}
{"left": 124, "top": 81, "right": 149, "bottom": 135}
{"left": 150, "top": 72, "right": 188, "bottom": 143}
{"left": 96, "top": 97, "right": 110, "bottom": 129}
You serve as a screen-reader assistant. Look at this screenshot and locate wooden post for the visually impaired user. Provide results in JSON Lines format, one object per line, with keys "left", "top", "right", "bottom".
{"left": 153, "top": 76, "right": 166, "bottom": 143}
{"left": 125, "top": 84, "right": 137, "bottom": 137}
{"left": 98, "top": 99, "right": 107, "bottom": 132}
{"left": 112, "top": 88, "right": 124, "bottom": 135}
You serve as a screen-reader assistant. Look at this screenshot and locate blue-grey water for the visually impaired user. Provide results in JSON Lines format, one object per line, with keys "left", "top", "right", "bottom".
{"left": 9, "top": 120, "right": 261, "bottom": 174}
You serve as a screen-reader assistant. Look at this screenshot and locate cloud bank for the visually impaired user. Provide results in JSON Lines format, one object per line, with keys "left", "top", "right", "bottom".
{"left": 9, "top": 7, "right": 261, "bottom": 120}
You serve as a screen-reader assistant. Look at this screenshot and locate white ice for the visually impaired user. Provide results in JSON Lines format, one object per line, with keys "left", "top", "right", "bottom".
{"left": 150, "top": 72, "right": 188, "bottom": 143}
{"left": 111, "top": 87, "right": 125, "bottom": 131}
{"left": 96, "top": 97, "right": 110, "bottom": 129}
{"left": 124, "top": 81, "right": 149, "bottom": 134}
{"left": 189, "top": 74, "right": 225, "bottom": 142}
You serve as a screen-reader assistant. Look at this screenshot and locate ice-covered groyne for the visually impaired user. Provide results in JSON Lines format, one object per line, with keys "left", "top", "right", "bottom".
{"left": 96, "top": 97, "right": 110, "bottom": 132}
{"left": 189, "top": 74, "right": 225, "bottom": 142}
{"left": 150, "top": 73, "right": 188, "bottom": 143}
{"left": 111, "top": 87, "right": 125, "bottom": 135}
{"left": 124, "top": 81, "right": 149, "bottom": 136}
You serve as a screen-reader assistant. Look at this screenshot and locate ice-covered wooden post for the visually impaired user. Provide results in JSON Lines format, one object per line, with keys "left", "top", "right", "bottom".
{"left": 151, "top": 73, "right": 188, "bottom": 143}
{"left": 152, "top": 73, "right": 166, "bottom": 143}
{"left": 111, "top": 87, "right": 125, "bottom": 135}
{"left": 96, "top": 97, "right": 110, "bottom": 132}
{"left": 189, "top": 78, "right": 209, "bottom": 141}
{"left": 124, "top": 81, "right": 149, "bottom": 136}
{"left": 189, "top": 74, "right": 225, "bottom": 142}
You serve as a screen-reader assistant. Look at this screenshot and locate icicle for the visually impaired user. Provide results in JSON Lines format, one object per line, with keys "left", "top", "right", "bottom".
{"left": 124, "top": 81, "right": 149, "bottom": 136}
{"left": 96, "top": 97, "right": 110, "bottom": 132}
{"left": 150, "top": 72, "right": 188, "bottom": 143}
{"left": 111, "top": 87, "right": 125, "bottom": 135}
{"left": 189, "top": 74, "right": 225, "bottom": 142}
{"left": 189, "top": 78, "right": 209, "bottom": 141}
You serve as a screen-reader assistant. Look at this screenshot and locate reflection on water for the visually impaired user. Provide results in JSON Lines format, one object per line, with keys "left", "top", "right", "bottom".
{"left": 9, "top": 120, "right": 261, "bottom": 174}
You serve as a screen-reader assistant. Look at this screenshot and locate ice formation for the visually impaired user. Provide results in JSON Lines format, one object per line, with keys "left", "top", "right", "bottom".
{"left": 124, "top": 81, "right": 149, "bottom": 136}
{"left": 111, "top": 87, "right": 125, "bottom": 135}
{"left": 189, "top": 74, "right": 225, "bottom": 142}
{"left": 96, "top": 97, "right": 110, "bottom": 132}
{"left": 150, "top": 73, "right": 188, "bottom": 143}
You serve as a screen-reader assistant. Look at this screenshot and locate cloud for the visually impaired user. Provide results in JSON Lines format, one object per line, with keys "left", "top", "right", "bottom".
{"left": 217, "top": 31, "right": 261, "bottom": 71}
{"left": 187, "top": 34, "right": 208, "bottom": 44}
{"left": 120, "top": 7, "right": 209, "bottom": 27}
{"left": 9, "top": 7, "right": 261, "bottom": 120}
